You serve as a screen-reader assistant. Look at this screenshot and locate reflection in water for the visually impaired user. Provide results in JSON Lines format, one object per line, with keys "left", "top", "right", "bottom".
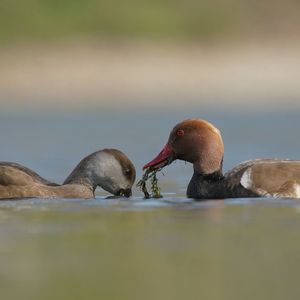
{"left": 0, "top": 197, "right": 300, "bottom": 300}
{"left": 203, "top": 200, "right": 225, "bottom": 223}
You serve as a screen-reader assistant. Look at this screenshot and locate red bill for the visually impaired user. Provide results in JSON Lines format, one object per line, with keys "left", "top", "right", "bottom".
{"left": 143, "top": 144, "right": 175, "bottom": 170}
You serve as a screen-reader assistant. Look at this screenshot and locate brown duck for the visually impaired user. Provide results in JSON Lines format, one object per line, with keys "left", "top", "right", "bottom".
{"left": 0, "top": 149, "right": 136, "bottom": 199}
{"left": 143, "top": 119, "right": 300, "bottom": 199}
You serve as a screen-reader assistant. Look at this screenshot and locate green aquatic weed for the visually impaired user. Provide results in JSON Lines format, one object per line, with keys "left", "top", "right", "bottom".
{"left": 137, "top": 167, "right": 162, "bottom": 199}
{"left": 138, "top": 155, "right": 173, "bottom": 199}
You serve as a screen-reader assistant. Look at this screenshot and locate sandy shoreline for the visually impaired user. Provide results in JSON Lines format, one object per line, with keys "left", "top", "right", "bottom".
{"left": 0, "top": 39, "right": 300, "bottom": 112}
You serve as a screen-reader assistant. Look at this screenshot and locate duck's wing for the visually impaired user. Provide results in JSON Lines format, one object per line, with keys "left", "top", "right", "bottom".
{"left": 0, "top": 162, "right": 58, "bottom": 186}
{"left": 225, "top": 159, "right": 300, "bottom": 198}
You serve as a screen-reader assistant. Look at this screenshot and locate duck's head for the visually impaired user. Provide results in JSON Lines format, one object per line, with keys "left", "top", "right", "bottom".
{"left": 65, "top": 149, "right": 136, "bottom": 197}
{"left": 97, "top": 149, "right": 136, "bottom": 197}
{"left": 143, "top": 119, "right": 224, "bottom": 175}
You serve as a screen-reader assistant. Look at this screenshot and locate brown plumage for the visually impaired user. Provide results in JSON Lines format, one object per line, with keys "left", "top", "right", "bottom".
{"left": 143, "top": 119, "right": 300, "bottom": 199}
{"left": 0, "top": 149, "right": 136, "bottom": 200}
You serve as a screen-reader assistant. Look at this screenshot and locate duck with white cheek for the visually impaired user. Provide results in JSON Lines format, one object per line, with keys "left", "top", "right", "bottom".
{"left": 0, "top": 149, "right": 136, "bottom": 199}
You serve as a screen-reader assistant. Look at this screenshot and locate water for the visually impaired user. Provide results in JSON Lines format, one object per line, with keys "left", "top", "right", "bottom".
{"left": 1, "top": 109, "right": 300, "bottom": 299}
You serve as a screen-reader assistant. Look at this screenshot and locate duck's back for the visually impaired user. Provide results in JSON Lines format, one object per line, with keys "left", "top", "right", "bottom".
{"left": 0, "top": 162, "right": 58, "bottom": 187}
{"left": 0, "top": 162, "right": 95, "bottom": 199}
{"left": 225, "top": 159, "right": 300, "bottom": 198}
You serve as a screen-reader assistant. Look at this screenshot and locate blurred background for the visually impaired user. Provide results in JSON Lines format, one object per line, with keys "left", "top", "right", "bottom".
{"left": 1, "top": 1, "right": 300, "bottom": 299}
{"left": 1, "top": 0, "right": 300, "bottom": 113}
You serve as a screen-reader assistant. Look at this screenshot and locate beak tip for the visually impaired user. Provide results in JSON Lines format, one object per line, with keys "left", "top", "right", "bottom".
{"left": 125, "top": 189, "right": 132, "bottom": 197}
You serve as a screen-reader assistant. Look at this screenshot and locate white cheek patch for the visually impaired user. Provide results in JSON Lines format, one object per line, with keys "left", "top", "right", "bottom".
{"left": 240, "top": 167, "right": 253, "bottom": 189}
{"left": 94, "top": 153, "right": 128, "bottom": 190}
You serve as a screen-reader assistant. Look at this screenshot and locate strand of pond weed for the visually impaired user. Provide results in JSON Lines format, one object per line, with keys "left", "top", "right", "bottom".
{"left": 137, "top": 156, "right": 173, "bottom": 199}
{"left": 137, "top": 168, "right": 162, "bottom": 199}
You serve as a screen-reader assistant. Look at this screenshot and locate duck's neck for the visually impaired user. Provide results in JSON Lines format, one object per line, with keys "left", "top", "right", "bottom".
{"left": 63, "top": 167, "right": 96, "bottom": 192}
{"left": 187, "top": 168, "right": 226, "bottom": 199}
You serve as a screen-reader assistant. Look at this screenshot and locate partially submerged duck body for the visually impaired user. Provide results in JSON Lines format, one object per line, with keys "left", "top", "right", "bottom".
{"left": 0, "top": 149, "right": 136, "bottom": 199}
{"left": 143, "top": 119, "right": 300, "bottom": 199}
{"left": 186, "top": 159, "right": 300, "bottom": 199}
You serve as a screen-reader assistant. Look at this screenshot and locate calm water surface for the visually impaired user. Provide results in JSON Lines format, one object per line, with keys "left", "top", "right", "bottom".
{"left": 1, "top": 109, "right": 300, "bottom": 299}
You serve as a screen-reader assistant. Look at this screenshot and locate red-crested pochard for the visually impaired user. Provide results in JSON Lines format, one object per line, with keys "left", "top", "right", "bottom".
{"left": 144, "top": 119, "right": 300, "bottom": 199}
{"left": 0, "top": 149, "right": 135, "bottom": 199}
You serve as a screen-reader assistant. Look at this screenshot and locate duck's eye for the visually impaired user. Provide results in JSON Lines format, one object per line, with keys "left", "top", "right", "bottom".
{"left": 176, "top": 129, "right": 184, "bottom": 137}
{"left": 124, "top": 169, "right": 131, "bottom": 176}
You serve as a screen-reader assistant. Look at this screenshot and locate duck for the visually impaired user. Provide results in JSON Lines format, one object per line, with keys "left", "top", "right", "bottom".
{"left": 143, "top": 119, "right": 300, "bottom": 199}
{"left": 0, "top": 149, "right": 136, "bottom": 199}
